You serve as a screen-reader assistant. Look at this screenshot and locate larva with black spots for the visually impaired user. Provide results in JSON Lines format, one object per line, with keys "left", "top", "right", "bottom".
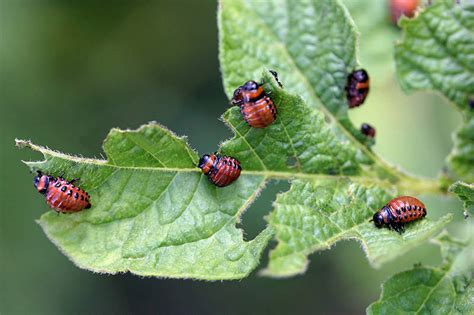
{"left": 372, "top": 196, "right": 426, "bottom": 233}
{"left": 34, "top": 171, "right": 91, "bottom": 213}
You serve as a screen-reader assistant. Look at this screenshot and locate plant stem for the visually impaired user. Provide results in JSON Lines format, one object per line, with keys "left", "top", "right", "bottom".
{"left": 396, "top": 174, "right": 445, "bottom": 196}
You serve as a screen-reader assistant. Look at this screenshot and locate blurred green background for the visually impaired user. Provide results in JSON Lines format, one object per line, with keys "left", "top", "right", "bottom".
{"left": 0, "top": 1, "right": 466, "bottom": 314}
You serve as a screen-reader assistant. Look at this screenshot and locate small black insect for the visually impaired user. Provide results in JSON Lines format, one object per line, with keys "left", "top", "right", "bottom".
{"left": 361, "top": 123, "right": 376, "bottom": 138}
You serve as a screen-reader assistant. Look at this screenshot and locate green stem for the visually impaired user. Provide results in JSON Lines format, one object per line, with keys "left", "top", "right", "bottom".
{"left": 396, "top": 175, "right": 445, "bottom": 196}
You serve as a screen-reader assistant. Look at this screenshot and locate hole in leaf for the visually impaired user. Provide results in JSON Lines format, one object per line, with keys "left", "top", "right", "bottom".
{"left": 239, "top": 180, "right": 290, "bottom": 240}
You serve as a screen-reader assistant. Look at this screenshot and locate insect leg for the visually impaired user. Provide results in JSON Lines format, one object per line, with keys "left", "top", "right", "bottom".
{"left": 399, "top": 224, "right": 405, "bottom": 233}
{"left": 68, "top": 178, "right": 80, "bottom": 184}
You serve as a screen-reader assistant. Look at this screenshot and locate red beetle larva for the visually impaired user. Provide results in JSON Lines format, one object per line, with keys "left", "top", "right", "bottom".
{"left": 197, "top": 153, "right": 241, "bottom": 187}
{"left": 231, "top": 80, "right": 277, "bottom": 128}
{"left": 372, "top": 196, "right": 427, "bottom": 233}
{"left": 34, "top": 171, "right": 91, "bottom": 213}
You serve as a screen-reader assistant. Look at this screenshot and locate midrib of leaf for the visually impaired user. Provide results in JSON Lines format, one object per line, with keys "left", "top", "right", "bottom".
{"left": 18, "top": 140, "right": 440, "bottom": 195}
{"left": 124, "top": 133, "right": 168, "bottom": 167}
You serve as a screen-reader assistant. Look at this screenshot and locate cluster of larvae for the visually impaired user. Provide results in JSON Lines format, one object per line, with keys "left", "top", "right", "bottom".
{"left": 33, "top": 70, "right": 426, "bottom": 233}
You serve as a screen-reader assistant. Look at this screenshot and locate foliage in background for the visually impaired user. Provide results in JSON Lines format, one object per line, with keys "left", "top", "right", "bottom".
{"left": 395, "top": 0, "right": 474, "bottom": 183}
{"left": 367, "top": 232, "right": 473, "bottom": 314}
{"left": 449, "top": 181, "right": 473, "bottom": 218}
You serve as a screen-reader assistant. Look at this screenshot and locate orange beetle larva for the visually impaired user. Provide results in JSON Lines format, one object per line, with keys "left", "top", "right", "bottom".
{"left": 372, "top": 196, "right": 427, "bottom": 233}
{"left": 34, "top": 171, "right": 91, "bottom": 213}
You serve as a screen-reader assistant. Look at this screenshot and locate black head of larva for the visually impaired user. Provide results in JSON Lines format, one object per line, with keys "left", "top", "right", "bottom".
{"left": 372, "top": 212, "right": 384, "bottom": 228}
{"left": 198, "top": 154, "right": 211, "bottom": 168}
{"left": 242, "top": 80, "right": 259, "bottom": 91}
{"left": 371, "top": 206, "right": 392, "bottom": 228}
{"left": 352, "top": 69, "right": 369, "bottom": 82}
{"left": 197, "top": 154, "right": 217, "bottom": 175}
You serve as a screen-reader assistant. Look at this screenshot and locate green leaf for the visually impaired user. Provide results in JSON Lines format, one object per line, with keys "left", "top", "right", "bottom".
{"left": 261, "top": 179, "right": 452, "bottom": 277}
{"left": 367, "top": 231, "right": 473, "bottom": 314}
{"left": 449, "top": 181, "right": 474, "bottom": 218}
{"left": 17, "top": 126, "right": 272, "bottom": 280}
{"left": 219, "top": 0, "right": 376, "bottom": 153}
{"left": 395, "top": 0, "right": 474, "bottom": 109}
{"left": 394, "top": 0, "right": 474, "bottom": 182}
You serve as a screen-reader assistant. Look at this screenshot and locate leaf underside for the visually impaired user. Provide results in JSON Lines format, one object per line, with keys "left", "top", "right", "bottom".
{"left": 395, "top": 0, "right": 474, "bottom": 183}
{"left": 16, "top": 0, "right": 457, "bottom": 280}
{"left": 367, "top": 232, "right": 473, "bottom": 314}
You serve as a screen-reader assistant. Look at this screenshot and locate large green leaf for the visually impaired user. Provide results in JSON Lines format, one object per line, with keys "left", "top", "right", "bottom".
{"left": 367, "top": 231, "right": 473, "bottom": 314}
{"left": 18, "top": 126, "right": 272, "bottom": 280}
{"left": 395, "top": 0, "right": 474, "bottom": 182}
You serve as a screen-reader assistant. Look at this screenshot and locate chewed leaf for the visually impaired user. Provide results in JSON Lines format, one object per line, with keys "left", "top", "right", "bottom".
{"left": 395, "top": 0, "right": 474, "bottom": 182}
{"left": 17, "top": 125, "right": 272, "bottom": 280}
{"left": 367, "top": 231, "right": 473, "bottom": 314}
{"left": 262, "top": 179, "right": 452, "bottom": 277}
{"left": 17, "top": 72, "right": 449, "bottom": 280}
